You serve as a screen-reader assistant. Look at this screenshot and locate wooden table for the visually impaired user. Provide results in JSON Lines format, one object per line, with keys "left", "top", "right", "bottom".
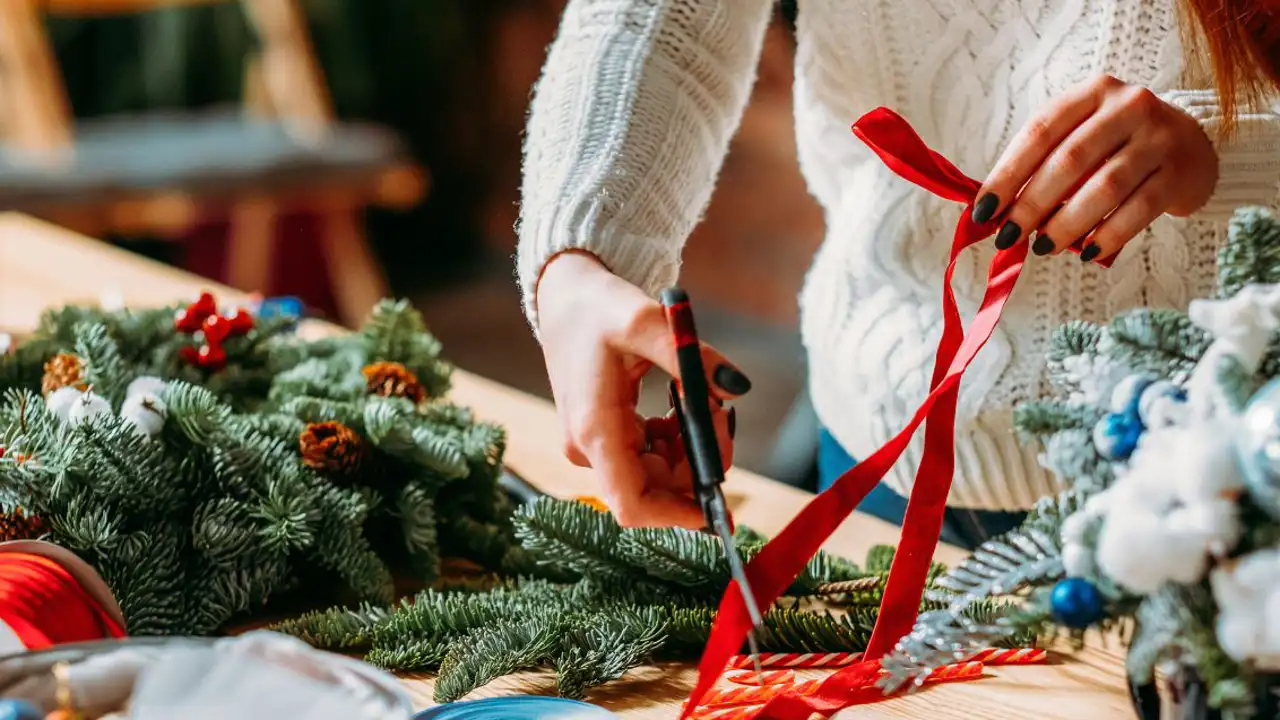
{"left": 0, "top": 213, "right": 1136, "bottom": 718}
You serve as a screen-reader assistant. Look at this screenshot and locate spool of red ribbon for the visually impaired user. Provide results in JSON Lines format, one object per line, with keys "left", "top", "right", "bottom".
{"left": 0, "top": 545, "right": 126, "bottom": 653}
{"left": 682, "top": 107, "right": 1112, "bottom": 720}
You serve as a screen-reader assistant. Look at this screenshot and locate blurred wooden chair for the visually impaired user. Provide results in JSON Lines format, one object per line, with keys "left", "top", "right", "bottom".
{"left": 0, "top": 0, "right": 426, "bottom": 326}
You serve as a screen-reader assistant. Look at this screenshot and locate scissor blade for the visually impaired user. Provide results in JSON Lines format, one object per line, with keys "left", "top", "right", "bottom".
{"left": 708, "top": 503, "right": 766, "bottom": 683}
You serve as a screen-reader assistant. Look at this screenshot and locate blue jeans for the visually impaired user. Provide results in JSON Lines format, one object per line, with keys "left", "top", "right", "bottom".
{"left": 817, "top": 429, "right": 1026, "bottom": 551}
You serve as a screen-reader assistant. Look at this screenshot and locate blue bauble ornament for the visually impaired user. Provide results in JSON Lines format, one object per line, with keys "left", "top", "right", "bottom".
{"left": 0, "top": 700, "right": 42, "bottom": 720}
{"left": 1137, "top": 380, "right": 1186, "bottom": 428}
{"left": 1236, "top": 377, "right": 1280, "bottom": 519}
{"left": 1050, "top": 577, "right": 1105, "bottom": 629}
{"left": 1092, "top": 412, "right": 1143, "bottom": 461}
{"left": 1110, "top": 374, "right": 1157, "bottom": 417}
{"left": 253, "top": 296, "right": 304, "bottom": 330}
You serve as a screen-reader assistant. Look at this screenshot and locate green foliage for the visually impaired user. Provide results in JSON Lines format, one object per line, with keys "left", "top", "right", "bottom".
{"left": 0, "top": 298, "right": 523, "bottom": 635}
{"left": 272, "top": 497, "right": 1012, "bottom": 701}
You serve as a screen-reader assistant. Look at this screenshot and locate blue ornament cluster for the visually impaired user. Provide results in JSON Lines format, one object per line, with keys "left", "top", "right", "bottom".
{"left": 1091, "top": 374, "right": 1186, "bottom": 461}
{"left": 0, "top": 700, "right": 41, "bottom": 720}
{"left": 1049, "top": 577, "right": 1106, "bottom": 629}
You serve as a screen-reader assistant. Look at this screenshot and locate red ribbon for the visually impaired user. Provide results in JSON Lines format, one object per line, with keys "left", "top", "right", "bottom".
{"left": 0, "top": 552, "right": 126, "bottom": 650}
{"left": 682, "top": 107, "right": 1110, "bottom": 719}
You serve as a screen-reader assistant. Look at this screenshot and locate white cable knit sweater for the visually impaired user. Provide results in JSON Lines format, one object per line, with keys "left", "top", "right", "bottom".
{"left": 516, "top": 0, "right": 1280, "bottom": 510}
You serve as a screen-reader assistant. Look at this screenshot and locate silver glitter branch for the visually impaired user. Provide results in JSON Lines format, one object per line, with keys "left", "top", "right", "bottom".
{"left": 878, "top": 527, "right": 1065, "bottom": 693}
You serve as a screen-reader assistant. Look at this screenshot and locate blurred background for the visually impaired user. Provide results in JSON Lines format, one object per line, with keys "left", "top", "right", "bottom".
{"left": 5, "top": 0, "right": 822, "bottom": 487}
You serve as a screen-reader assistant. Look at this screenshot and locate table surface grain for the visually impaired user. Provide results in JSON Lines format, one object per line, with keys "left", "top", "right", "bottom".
{"left": 0, "top": 213, "right": 1137, "bottom": 718}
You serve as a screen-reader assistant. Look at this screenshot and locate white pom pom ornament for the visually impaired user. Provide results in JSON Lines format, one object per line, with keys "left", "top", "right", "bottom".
{"left": 120, "top": 393, "right": 167, "bottom": 438}
{"left": 126, "top": 375, "right": 167, "bottom": 400}
{"left": 45, "top": 386, "right": 83, "bottom": 424}
{"left": 68, "top": 392, "right": 112, "bottom": 427}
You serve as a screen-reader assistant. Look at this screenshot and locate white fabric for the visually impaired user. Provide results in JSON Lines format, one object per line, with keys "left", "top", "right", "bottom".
{"left": 0, "top": 618, "right": 23, "bottom": 655}
{"left": 516, "top": 0, "right": 1280, "bottom": 510}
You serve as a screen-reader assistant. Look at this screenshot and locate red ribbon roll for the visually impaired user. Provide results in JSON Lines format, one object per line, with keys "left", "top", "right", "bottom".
{"left": 0, "top": 552, "right": 126, "bottom": 651}
{"left": 682, "top": 108, "right": 1111, "bottom": 720}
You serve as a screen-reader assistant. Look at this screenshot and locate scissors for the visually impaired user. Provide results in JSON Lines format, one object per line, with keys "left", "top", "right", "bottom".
{"left": 660, "top": 288, "right": 765, "bottom": 679}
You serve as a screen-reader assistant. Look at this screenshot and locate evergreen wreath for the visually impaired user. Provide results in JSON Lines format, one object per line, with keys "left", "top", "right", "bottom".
{"left": 0, "top": 299, "right": 525, "bottom": 636}
{"left": 880, "top": 206, "right": 1280, "bottom": 720}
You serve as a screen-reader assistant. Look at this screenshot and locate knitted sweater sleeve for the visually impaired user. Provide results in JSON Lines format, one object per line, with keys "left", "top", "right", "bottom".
{"left": 1161, "top": 89, "right": 1280, "bottom": 219}
{"left": 515, "top": 0, "right": 774, "bottom": 333}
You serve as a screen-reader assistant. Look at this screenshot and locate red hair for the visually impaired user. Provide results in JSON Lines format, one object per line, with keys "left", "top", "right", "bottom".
{"left": 1182, "top": 0, "right": 1280, "bottom": 133}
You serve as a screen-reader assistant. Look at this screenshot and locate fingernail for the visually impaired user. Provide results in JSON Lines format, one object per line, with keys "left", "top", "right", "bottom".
{"left": 1080, "top": 243, "right": 1101, "bottom": 263}
{"left": 728, "top": 406, "right": 737, "bottom": 439}
{"left": 972, "top": 193, "right": 999, "bottom": 224}
{"left": 713, "top": 364, "right": 752, "bottom": 395}
{"left": 994, "top": 221, "right": 1021, "bottom": 250}
{"left": 1032, "top": 234, "right": 1056, "bottom": 256}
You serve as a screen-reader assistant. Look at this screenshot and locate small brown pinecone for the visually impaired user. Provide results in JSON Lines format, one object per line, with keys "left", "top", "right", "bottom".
{"left": 299, "top": 421, "right": 364, "bottom": 475}
{"left": 42, "top": 352, "right": 86, "bottom": 396}
{"left": 362, "top": 361, "right": 427, "bottom": 403}
{"left": 0, "top": 506, "right": 49, "bottom": 542}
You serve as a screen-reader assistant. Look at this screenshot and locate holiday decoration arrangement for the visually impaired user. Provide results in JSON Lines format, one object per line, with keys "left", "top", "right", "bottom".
{"left": 878, "top": 206, "right": 1280, "bottom": 719}
{"left": 0, "top": 290, "right": 1026, "bottom": 705}
{"left": 0, "top": 296, "right": 526, "bottom": 638}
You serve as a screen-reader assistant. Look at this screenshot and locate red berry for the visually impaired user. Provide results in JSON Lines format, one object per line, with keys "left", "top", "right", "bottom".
{"left": 192, "top": 292, "right": 217, "bottom": 318}
{"left": 0, "top": 446, "right": 6, "bottom": 458}
{"left": 178, "top": 345, "right": 201, "bottom": 364}
{"left": 202, "top": 314, "right": 231, "bottom": 344}
{"left": 197, "top": 344, "right": 227, "bottom": 369}
{"left": 174, "top": 307, "right": 204, "bottom": 333}
{"left": 225, "top": 308, "right": 255, "bottom": 335}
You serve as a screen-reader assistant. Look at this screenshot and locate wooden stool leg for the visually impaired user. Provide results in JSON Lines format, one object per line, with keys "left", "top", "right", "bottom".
{"left": 319, "top": 209, "right": 388, "bottom": 327}
{"left": 227, "top": 198, "right": 277, "bottom": 294}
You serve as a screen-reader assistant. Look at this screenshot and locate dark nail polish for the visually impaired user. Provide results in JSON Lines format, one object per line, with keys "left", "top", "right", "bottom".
{"left": 1032, "top": 235, "right": 1056, "bottom": 256}
{"left": 972, "top": 193, "right": 999, "bottom": 224}
{"left": 712, "top": 364, "right": 752, "bottom": 395}
{"left": 1079, "top": 243, "right": 1101, "bottom": 263}
{"left": 728, "top": 406, "right": 737, "bottom": 439}
{"left": 994, "top": 221, "right": 1021, "bottom": 250}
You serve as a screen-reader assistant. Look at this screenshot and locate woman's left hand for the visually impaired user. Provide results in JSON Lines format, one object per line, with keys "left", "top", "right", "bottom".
{"left": 972, "top": 74, "right": 1218, "bottom": 263}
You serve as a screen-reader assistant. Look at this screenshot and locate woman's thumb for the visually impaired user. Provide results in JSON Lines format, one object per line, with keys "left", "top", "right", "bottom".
{"left": 609, "top": 300, "right": 752, "bottom": 399}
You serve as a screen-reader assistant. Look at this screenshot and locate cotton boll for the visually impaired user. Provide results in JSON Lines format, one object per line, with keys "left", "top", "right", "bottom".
{"left": 68, "top": 392, "right": 112, "bottom": 427}
{"left": 1212, "top": 550, "right": 1280, "bottom": 664}
{"left": 45, "top": 386, "right": 83, "bottom": 424}
{"left": 1172, "top": 423, "right": 1245, "bottom": 501}
{"left": 120, "top": 393, "right": 167, "bottom": 438}
{"left": 1096, "top": 508, "right": 1186, "bottom": 594}
{"left": 1163, "top": 499, "right": 1241, "bottom": 568}
{"left": 1061, "top": 542, "right": 1095, "bottom": 578}
{"left": 126, "top": 375, "right": 167, "bottom": 400}
{"left": 1217, "top": 613, "right": 1262, "bottom": 662}
{"left": 1061, "top": 512, "right": 1092, "bottom": 543}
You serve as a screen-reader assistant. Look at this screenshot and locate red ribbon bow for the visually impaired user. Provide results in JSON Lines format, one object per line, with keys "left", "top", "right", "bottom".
{"left": 682, "top": 107, "right": 1110, "bottom": 719}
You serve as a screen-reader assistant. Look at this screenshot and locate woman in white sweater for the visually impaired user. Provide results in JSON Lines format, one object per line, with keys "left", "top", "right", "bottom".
{"left": 516, "top": 0, "right": 1280, "bottom": 548}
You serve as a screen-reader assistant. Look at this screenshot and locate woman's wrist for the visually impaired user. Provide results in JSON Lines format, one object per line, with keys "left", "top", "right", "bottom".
{"left": 534, "top": 250, "right": 613, "bottom": 331}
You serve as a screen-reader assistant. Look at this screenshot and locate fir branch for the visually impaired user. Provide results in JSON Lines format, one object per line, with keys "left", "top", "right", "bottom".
{"left": 267, "top": 603, "right": 393, "bottom": 652}
{"left": 1013, "top": 400, "right": 1106, "bottom": 440}
{"left": 433, "top": 611, "right": 565, "bottom": 702}
{"left": 513, "top": 498, "right": 629, "bottom": 580}
{"left": 73, "top": 322, "right": 131, "bottom": 405}
{"left": 553, "top": 608, "right": 667, "bottom": 699}
{"left": 1219, "top": 206, "right": 1280, "bottom": 298}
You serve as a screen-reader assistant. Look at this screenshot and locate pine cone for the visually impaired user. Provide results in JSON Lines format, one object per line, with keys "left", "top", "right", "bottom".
{"left": 299, "top": 422, "right": 364, "bottom": 475}
{"left": 362, "top": 361, "right": 427, "bottom": 403}
{"left": 42, "top": 352, "right": 86, "bottom": 396}
{"left": 0, "top": 506, "right": 49, "bottom": 542}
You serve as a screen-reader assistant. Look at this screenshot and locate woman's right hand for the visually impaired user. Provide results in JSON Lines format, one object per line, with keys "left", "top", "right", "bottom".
{"left": 536, "top": 252, "right": 751, "bottom": 529}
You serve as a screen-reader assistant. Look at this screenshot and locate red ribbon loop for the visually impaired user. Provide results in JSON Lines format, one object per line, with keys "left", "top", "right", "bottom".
{"left": 683, "top": 107, "right": 1108, "bottom": 720}
{"left": 0, "top": 552, "right": 126, "bottom": 650}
